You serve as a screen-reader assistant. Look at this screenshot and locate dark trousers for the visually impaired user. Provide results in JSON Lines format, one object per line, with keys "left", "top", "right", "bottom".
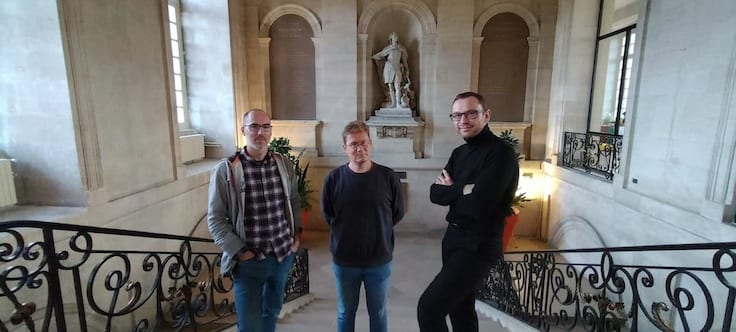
{"left": 417, "top": 226, "right": 502, "bottom": 332}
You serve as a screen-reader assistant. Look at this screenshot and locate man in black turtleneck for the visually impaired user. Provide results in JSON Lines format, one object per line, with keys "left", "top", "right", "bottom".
{"left": 417, "top": 92, "right": 519, "bottom": 332}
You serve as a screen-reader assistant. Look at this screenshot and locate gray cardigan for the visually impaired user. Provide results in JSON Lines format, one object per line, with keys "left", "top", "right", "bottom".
{"left": 207, "top": 151, "right": 302, "bottom": 276}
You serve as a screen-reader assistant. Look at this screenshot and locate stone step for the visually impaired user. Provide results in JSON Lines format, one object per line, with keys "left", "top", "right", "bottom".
{"left": 220, "top": 295, "right": 510, "bottom": 332}
{"left": 216, "top": 230, "right": 537, "bottom": 331}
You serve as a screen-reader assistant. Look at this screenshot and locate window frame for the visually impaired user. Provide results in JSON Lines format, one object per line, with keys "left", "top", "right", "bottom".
{"left": 166, "top": 0, "right": 191, "bottom": 130}
{"left": 586, "top": 0, "right": 638, "bottom": 137}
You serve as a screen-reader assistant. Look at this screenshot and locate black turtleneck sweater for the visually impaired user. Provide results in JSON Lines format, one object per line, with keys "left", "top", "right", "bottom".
{"left": 430, "top": 126, "right": 519, "bottom": 237}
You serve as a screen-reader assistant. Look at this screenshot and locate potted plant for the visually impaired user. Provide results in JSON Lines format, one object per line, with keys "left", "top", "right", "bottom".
{"left": 499, "top": 129, "right": 521, "bottom": 159}
{"left": 269, "top": 137, "right": 315, "bottom": 223}
{"left": 499, "top": 130, "right": 531, "bottom": 250}
{"left": 503, "top": 192, "right": 531, "bottom": 251}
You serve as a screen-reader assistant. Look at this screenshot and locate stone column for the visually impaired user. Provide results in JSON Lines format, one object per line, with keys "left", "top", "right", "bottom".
{"left": 259, "top": 37, "right": 272, "bottom": 114}
{"left": 470, "top": 36, "right": 484, "bottom": 91}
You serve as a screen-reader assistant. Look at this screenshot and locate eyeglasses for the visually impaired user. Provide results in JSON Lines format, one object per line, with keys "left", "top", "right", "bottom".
{"left": 449, "top": 110, "right": 480, "bottom": 121}
{"left": 245, "top": 123, "right": 272, "bottom": 131}
{"left": 347, "top": 141, "right": 370, "bottom": 150}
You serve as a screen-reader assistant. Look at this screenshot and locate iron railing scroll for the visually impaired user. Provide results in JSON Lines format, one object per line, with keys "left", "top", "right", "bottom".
{"left": 478, "top": 242, "right": 736, "bottom": 331}
{"left": 0, "top": 220, "right": 309, "bottom": 331}
{"left": 562, "top": 132, "right": 623, "bottom": 181}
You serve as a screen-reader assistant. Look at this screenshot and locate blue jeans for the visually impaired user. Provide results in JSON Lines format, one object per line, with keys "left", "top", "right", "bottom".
{"left": 332, "top": 261, "right": 392, "bottom": 332}
{"left": 232, "top": 252, "right": 294, "bottom": 332}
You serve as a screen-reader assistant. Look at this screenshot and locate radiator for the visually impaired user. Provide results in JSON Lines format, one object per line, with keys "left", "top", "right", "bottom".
{"left": 0, "top": 159, "right": 17, "bottom": 208}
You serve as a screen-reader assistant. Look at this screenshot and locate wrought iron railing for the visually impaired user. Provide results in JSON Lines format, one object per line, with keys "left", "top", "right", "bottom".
{"left": 478, "top": 242, "right": 736, "bottom": 331}
{"left": 562, "top": 132, "right": 623, "bottom": 180}
{"left": 0, "top": 220, "right": 309, "bottom": 331}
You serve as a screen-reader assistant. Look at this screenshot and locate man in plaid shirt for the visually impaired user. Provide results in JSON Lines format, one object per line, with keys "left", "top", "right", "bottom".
{"left": 208, "top": 109, "right": 302, "bottom": 332}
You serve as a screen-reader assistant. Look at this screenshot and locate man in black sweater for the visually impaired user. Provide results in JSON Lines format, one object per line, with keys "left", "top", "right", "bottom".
{"left": 322, "top": 121, "right": 405, "bottom": 332}
{"left": 417, "top": 92, "right": 519, "bottom": 332}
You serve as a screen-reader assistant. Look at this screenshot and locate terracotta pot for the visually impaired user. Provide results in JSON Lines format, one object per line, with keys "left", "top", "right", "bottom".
{"left": 301, "top": 209, "right": 309, "bottom": 227}
{"left": 503, "top": 208, "right": 520, "bottom": 251}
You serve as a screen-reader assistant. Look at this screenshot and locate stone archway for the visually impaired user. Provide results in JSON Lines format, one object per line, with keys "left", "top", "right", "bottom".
{"left": 356, "top": 0, "right": 437, "bottom": 160}
{"left": 356, "top": 0, "right": 436, "bottom": 120}
{"left": 257, "top": 5, "right": 322, "bottom": 121}
{"left": 357, "top": 0, "right": 436, "bottom": 36}
{"left": 258, "top": 5, "right": 323, "bottom": 152}
{"left": 260, "top": 4, "right": 322, "bottom": 38}
{"left": 472, "top": 4, "right": 540, "bottom": 123}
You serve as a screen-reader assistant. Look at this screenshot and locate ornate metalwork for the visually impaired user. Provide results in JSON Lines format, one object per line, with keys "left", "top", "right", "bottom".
{"left": 562, "top": 131, "right": 623, "bottom": 180}
{"left": 478, "top": 243, "right": 736, "bottom": 331}
{"left": 0, "top": 220, "right": 310, "bottom": 331}
{"left": 284, "top": 247, "right": 309, "bottom": 303}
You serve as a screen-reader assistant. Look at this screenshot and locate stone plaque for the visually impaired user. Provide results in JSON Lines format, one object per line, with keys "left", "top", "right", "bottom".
{"left": 270, "top": 15, "right": 315, "bottom": 120}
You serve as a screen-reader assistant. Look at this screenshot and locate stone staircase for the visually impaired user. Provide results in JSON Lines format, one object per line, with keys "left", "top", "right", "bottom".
{"left": 219, "top": 230, "right": 528, "bottom": 332}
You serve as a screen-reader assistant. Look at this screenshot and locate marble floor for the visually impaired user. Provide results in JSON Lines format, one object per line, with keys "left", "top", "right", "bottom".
{"left": 222, "top": 230, "right": 549, "bottom": 332}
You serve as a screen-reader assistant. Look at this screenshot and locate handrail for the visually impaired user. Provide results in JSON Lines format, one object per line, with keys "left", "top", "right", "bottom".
{"left": 0, "top": 220, "right": 309, "bottom": 331}
{"left": 0, "top": 220, "right": 213, "bottom": 241}
{"left": 504, "top": 241, "right": 736, "bottom": 254}
{"left": 478, "top": 242, "right": 736, "bottom": 331}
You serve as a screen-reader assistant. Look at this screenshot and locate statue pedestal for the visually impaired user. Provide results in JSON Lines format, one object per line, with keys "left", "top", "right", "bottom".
{"left": 375, "top": 108, "right": 414, "bottom": 118}
{"left": 366, "top": 107, "right": 424, "bottom": 159}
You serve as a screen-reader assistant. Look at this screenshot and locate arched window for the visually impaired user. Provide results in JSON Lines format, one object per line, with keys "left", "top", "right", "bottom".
{"left": 269, "top": 15, "right": 316, "bottom": 120}
{"left": 478, "top": 13, "right": 529, "bottom": 122}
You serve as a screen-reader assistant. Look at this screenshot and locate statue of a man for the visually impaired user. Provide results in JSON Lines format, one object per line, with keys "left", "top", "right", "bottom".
{"left": 372, "top": 32, "right": 410, "bottom": 108}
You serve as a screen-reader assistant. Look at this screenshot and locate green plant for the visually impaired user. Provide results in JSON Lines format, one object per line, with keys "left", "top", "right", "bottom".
{"left": 499, "top": 129, "right": 521, "bottom": 160}
{"left": 499, "top": 129, "right": 531, "bottom": 213}
{"left": 511, "top": 191, "right": 531, "bottom": 209}
{"left": 269, "top": 137, "right": 315, "bottom": 211}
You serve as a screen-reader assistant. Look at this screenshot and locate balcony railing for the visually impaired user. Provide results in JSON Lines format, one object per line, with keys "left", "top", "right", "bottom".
{"left": 478, "top": 242, "right": 736, "bottom": 331}
{"left": 0, "top": 220, "right": 309, "bottom": 331}
{"left": 562, "top": 132, "right": 623, "bottom": 180}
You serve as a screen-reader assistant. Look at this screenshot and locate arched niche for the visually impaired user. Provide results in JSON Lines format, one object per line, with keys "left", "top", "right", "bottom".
{"left": 358, "top": 0, "right": 436, "bottom": 35}
{"left": 259, "top": 5, "right": 322, "bottom": 120}
{"left": 368, "top": 12, "right": 422, "bottom": 112}
{"left": 472, "top": 4, "right": 540, "bottom": 123}
{"left": 357, "top": 0, "right": 436, "bottom": 121}
{"left": 479, "top": 13, "right": 529, "bottom": 122}
{"left": 251, "top": 4, "right": 323, "bottom": 155}
{"left": 267, "top": 15, "right": 316, "bottom": 120}
{"left": 260, "top": 4, "right": 322, "bottom": 38}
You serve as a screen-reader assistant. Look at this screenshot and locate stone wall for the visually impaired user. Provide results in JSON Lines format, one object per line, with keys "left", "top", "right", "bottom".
{"left": 544, "top": 0, "right": 736, "bottom": 248}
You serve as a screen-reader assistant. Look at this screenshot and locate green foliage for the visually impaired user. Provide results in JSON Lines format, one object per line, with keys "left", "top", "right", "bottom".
{"left": 499, "top": 129, "right": 521, "bottom": 160}
{"left": 269, "top": 137, "right": 292, "bottom": 156}
{"left": 511, "top": 191, "right": 532, "bottom": 209}
{"left": 499, "top": 129, "right": 531, "bottom": 211}
{"left": 269, "top": 137, "right": 315, "bottom": 211}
